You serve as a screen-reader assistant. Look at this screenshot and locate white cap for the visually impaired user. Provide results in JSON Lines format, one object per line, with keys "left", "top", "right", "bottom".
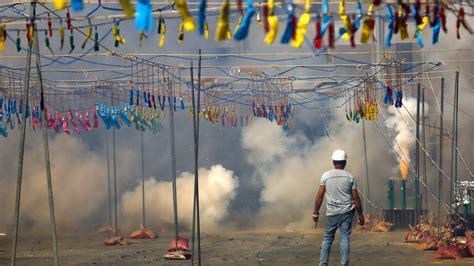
{"left": 331, "top": 149, "right": 347, "bottom": 161}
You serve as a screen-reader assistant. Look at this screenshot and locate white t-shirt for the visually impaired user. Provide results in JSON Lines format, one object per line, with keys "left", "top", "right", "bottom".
{"left": 320, "top": 169, "right": 357, "bottom": 216}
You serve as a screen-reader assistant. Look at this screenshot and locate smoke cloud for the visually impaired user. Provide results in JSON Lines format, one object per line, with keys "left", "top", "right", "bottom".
{"left": 0, "top": 134, "right": 135, "bottom": 234}
{"left": 385, "top": 97, "right": 428, "bottom": 179}
{"left": 121, "top": 164, "right": 239, "bottom": 232}
{"left": 242, "top": 114, "right": 394, "bottom": 229}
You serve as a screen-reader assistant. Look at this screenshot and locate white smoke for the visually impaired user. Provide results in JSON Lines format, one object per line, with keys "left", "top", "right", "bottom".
{"left": 385, "top": 97, "right": 428, "bottom": 177}
{"left": 0, "top": 134, "right": 135, "bottom": 233}
{"left": 242, "top": 116, "right": 394, "bottom": 229}
{"left": 121, "top": 164, "right": 239, "bottom": 232}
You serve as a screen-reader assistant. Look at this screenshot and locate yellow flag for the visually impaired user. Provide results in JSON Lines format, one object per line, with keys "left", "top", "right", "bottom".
{"left": 81, "top": 24, "right": 93, "bottom": 49}
{"left": 159, "top": 33, "right": 166, "bottom": 47}
{"left": 360, "top": 4, "right": 374, "bottom": 44}
{"left": 112, "top": 24, "right": 117, "bottom": 36}
{"left": 234, "top": 15, "right": 243, "bottom": 35}
{"left": 399, "top": 5, "right": 409, "bottom": 40}
{"left": 414, "top": 16, "right": 429, "bottom": 37}
{"left": 291, "top": 0, "right": 311, "bottom": 48}
{"left": 0, "top": 24, "right": 4, "bottom": 52}
{"left": 54, "top": 0, "right": 68, "bottom": 10}
{"left": 215, "top": 0, "right": 230, "bottom": 41}
{"left": 176, "top": 0, "right": 196, "bottom": 31}
{"left": 159, "top": 23, "right": 166, "bottom": 47}
{"left": 204, "top": 22, "right": 209, "bottom": 40}
{"left": 119, "top": 0, "right": 135, "bottom": 18}
{"left": 264, "top": 0, "right": 278, "bottom": 45}
{"left": 339, "top": 0, "right": 351, "bottom": 40}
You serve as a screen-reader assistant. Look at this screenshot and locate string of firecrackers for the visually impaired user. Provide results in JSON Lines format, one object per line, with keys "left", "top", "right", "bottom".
{"left": 0, "top": 92, "right": 274, "bottom": 138}
{"left": 0, "top": 93, "right": 170, "bottom": 137}
{"left": 191, "top": 103, "right": 255, "bottom": 128}
{"left": 383, "top": 55, "right": 404, "bottom": 108}
{"left": 345, "top": 54, "right": 409, "bottom": 124}
{"left": 1, "top": 0, "right": 472, "bottom": 54}
{"left": 345, "top": 77, "right": 378, "bottom": 123}
{"left": 247, "top": 74, "right": 295, "bottom": 129}
{"left": 252, "top": 99, "right": 294, "bottom": 129}
{"left": 0, "top": 77, "right": 294, "bottom": 137}
{"left": 183, "top": 74, "right": 294, "bottom": 129}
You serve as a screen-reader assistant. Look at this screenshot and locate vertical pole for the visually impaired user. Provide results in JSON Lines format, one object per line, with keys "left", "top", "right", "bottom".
{"left": 454, "top": 71, "right": 459, "bottom": 215}
{"left": 112, "top": 91, "right": 117, "bottom": 237}
{"left": 470, "top": 120, "right": 473, "bottom": 214}
{"left": 401, "top": 180, "right": 406, "bottom": 210}
{"left": 415, "top": 84, "right": 421, "bottom": 223}
{"left": 196, "top": 51, "right": 202, "bottom": 266}
{"left": 422, "top": 87, "right": 427, "bottom": 211}
{"left": 191, "top": 62, "right": 196, "bottom": 265}
{"left": 11, "top": 2, "right": 35, "bottom": 265}
{"left": 141, "top": 130, "right": 146, "bottom": 227}
{"left": 168, "top": 72, "right": 179, "bottom": 251}
{"left": 191, "top": 50, "right": 202, "bottom": 265}
{"left": 450, "top": 71, "right": 458, "bottom": 216}
{"left": 438, "top": 77, "right": 444, "bottom": 237}
{"left": 34, "top": 12, "right": 59, "bottom": 265}
{"left": 106, "top": 132, "right": 112, "bottom": 226}
{"left": 362, "top": 119, "right": 370, "bottom": 212}
{"left": 112, "top": 127, "right": 117, "bottom": 236}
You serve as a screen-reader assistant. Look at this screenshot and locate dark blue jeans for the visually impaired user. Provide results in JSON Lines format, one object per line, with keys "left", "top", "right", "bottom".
{"left": 319, "top": 209, "right": 355, "bottom": 266}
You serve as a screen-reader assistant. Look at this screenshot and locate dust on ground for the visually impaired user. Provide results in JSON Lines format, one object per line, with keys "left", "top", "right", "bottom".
{"left": 1, "top": 229, "right": 473, "bottom": 265}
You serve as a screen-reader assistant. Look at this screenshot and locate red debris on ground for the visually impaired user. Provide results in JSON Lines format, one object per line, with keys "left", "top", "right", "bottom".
{"left": 129, "top": 225, "right": 157, "bottom": 239}
{"left": 405, "top": 225, "right": 428, "bottom": 242}
{"left": 163, "top": 250, "right": 192, "bottom": 260}
{"left": 432, "top": 244, "right": 471, "bottom": 259}
{"left": 405, "top": 216, "right": 438, "bottom": 242}
{"left": 168, "top": 237, "right": 190, "bottom": 252}
{"left": 356, "top": 213, "right": 372, "bottom": 231}
{"left": 104, "top": 237, "right": 128, "bottom": 246}
{"left": 356, "top": 213, "right": 394, "bottom": 232}
{"left": 406, "top": 215, "right": 474, "bottom": 260}
{"left": 371, "top": 220, "right": 395, "bottom": 232}
{"left": 469, "top": 237, "right": 474, "bottom": 255}
{"left": 417, "top": 237, "right": 442, "bottom": 250}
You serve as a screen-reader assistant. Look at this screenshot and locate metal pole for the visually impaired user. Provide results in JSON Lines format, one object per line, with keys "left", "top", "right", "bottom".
{"left": 109, "top": 86, "right": 118, "bottom": 236}
{"left": 454, "top": 71, "right": 460, "bottom": 215}
{"left": 34, "top": 14, "right": 59, "bottom": 266}
{"left": 470, "top": 120, "right": 473, "bottom": 214}
{"left": 141, "top": 130, "right": 146, "bottom": 227}
{"left": 106, "top": 132, "right": 112, "bottom": 226}
{"left": 450, "top": 72, "right": 458, "bottom": 216}
{"left": 191, "top": 51, "right": 202, "bottom": 266}
{"left": 415, "top": 84, "right": 421, "bottom": 223}
{"left": 168, "top": 73, "right": 179, "bottom": 251}
{"left": 11, "top": 2, "right": 35, "bottom": 265}
{"left": 196, "top": 51, "right": 202, "bottom": 266}
{"left": 422, "top": 87, "right": 427, "bottom": 211}
{"left": 112, "top": 127, "right": 117, "bottom": 236}
{"left": 438, "top": 77, "right": 444, "bottom": 237}
{"left": 191, "top": 62, "right": 196, "bottom": 265}
{"left": 362, "top": 119, "right": 370, "bottom": 212}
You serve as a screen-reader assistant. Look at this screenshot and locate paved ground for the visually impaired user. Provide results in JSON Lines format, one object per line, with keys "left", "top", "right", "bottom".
{"left": 1, "top": 229, "right": 473, "bottom": 265}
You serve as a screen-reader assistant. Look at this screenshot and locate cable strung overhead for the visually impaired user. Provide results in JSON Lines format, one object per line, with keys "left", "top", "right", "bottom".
{"left": 0, "top": 0, "right": 470, "bottom": 138}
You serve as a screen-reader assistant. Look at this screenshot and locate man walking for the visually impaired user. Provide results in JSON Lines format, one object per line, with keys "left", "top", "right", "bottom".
{"left": 313, "top": 149, "right": 364, "bottom": 266}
